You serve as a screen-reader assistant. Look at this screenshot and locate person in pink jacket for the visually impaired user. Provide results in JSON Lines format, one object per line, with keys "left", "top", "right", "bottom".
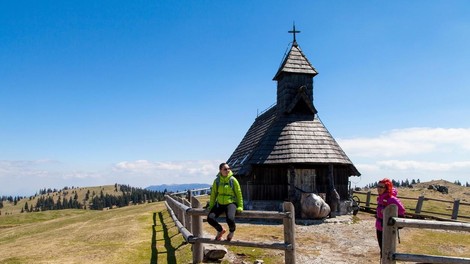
{"left": 375, "top": 178, "right": 406, "bottom": 257}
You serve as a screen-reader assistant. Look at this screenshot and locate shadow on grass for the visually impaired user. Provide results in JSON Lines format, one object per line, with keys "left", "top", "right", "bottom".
{"left": 150, "top": 211, "right": 186, "bottom": 264}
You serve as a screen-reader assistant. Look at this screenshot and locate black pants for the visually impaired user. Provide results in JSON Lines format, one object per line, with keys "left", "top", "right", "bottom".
{"left": 207, "top": 203, "right": 237, "bottom": 233}
{"left": 377, "top": 229, "right": 383, "bottom": 256}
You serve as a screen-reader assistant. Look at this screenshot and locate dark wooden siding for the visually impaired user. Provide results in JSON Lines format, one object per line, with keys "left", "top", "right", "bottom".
{"left": 239, "top": 165, "right": 288, "bottom": 200}
{"left": 237, "top": 164, "right": 351, "bottom": 201}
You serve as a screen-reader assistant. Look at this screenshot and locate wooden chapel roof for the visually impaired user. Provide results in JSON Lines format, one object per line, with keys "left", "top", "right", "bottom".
{"left": 227, "top": 103, "right": 360, "bottom": 177}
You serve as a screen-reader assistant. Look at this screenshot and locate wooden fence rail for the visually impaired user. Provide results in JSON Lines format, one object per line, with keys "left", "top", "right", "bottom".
{"left": 172, "top": 188, "right": 211, "bottom": 197}
{"left": 354, "top": 190, "right": 470, "bottom": 221}
{"left": 164, "top": 194, "right": 296, "bottom": 264}
{"left": 381, "top": 204, "right": 470, "bottom": 264}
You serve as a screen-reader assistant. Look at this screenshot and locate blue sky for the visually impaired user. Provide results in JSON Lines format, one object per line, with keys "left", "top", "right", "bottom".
{"left": 1, "top": 1, "right": 470, "bottom": 196}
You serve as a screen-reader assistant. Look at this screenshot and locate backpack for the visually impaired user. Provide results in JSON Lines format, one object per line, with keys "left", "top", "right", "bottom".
{"left": 215, "top": 175, "right": 234, "bottom": 191}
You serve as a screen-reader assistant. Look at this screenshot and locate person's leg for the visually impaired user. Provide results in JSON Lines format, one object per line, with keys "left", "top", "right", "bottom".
{"left": 225, "top": 203, "right": 237, "bottom": 232}
{"left": 376, "top": 229, "right": 383, "bottom": 258}
{"left": 207, "top": 205, "right": 224, "bottom": 232}
{"left": 225, "top": 203, "right": 237, "bottom": 241}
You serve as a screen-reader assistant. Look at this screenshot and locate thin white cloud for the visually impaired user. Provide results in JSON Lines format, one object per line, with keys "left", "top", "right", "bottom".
{"left": 0, "top": 160, "right": 55, "bottom": 178}
{"left": 340, "top": 127, "right": 470, "bottom": 186}
{"left": 339, "top": 127, "right": 470, "bottom": 158}
{"left": 111, "top": 159, "right": 220, "bottom": 189}
{"left": 377, "top": 160, "right": 470, "bottom": 171}
{"left": 3, "top": 127, "right": 470, "bottom": 195}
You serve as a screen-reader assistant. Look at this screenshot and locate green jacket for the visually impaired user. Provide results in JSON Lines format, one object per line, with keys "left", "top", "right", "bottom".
{"left": 208, "top": 171, "right": 243, "bottom": 211}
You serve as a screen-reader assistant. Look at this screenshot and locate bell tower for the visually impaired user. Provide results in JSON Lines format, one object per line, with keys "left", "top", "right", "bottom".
{"left": 273, "top": 25, "right": 318, "bottom": 114}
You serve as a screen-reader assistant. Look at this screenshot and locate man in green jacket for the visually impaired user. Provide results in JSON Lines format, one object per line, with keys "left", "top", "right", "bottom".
{"left": 207, "top": 163, "right": 243, "bottom": 241}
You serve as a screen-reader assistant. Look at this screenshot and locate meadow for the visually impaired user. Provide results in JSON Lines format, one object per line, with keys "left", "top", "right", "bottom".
{"left": 1, "top": 182, "right": 469, "bottom": 263}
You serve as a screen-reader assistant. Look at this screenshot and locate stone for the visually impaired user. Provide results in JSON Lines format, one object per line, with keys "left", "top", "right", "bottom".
{"left": 300, "top": 193, "right": 330, "bottom": 219}
{"left": 203, "top": 244, "right": 227, "bottom": 260}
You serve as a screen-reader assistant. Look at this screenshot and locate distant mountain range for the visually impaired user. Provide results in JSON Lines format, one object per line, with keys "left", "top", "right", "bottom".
{"left": 145, "top": 183, "right": 211, "bottom": 193}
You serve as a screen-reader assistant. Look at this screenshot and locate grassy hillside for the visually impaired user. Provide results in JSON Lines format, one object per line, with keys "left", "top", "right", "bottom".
{"left": 1, "top": 185, "right": 120, "bottom": 214}
{"left": 0, "top": 201, "right": 195, "bottom": 264}
{"left": 0, "top": 197, "right": 283, "bottom": 264}
{"left": 1, "top": 181, "right": 469, "bottom": 263}
{"left": 1, "top": 194, "right": 469, "bottom": 263}
{"left": 354, "top": 180, "right": 470, "bottom": 221}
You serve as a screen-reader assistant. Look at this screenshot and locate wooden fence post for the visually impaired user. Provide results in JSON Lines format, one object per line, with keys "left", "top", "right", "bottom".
{"left": 283, "top": 202, "right": 296, "bottom": 264}
{"left": 184, "top": 199, "right": 192, "bottom": 231}
{"left": 452, "top": 199, "right": 460, "bottom": 220}
{"left": 191, "top": 197, "right": 203, "bottom": 264}
{"left": 365, "top": 190, "right": 371, "bottom": 210}
{"left": 415, "top": 195, "right": 424, "bottom": 215}
{"left": 382, "top": 204, "right": 398, "bottom": 264}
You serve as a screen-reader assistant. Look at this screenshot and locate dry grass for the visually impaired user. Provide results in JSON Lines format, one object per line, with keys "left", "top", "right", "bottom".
{"left": 355, "top": 180, "right": 470, "bottom": 221}
{"left": 0, "top": 202, "right": 170, "bottom": 264}
{"left": 1, "top": 185, "right": 122, "bottom": 215}
{"left": 1, "top": 182, "right": 469, "bottom": 263}
{"left": 399, "top": 228, "right": 470, "bottom": 258}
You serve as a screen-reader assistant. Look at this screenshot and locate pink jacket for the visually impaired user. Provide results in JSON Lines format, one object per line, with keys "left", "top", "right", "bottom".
{"left": 376, "top": 188, "right": 406, "bottom": 231}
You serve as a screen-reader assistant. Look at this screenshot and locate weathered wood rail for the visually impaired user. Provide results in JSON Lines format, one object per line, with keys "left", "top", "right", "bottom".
{"left": 354, "top": 190, "right": 470, "bottom": 222}
{"left": 172, "top": 188, "right": 211, "bottom": 197}
{"left": 164, "top": 194, "right": 296, "bottom": 264}
{"left": 381, "top": 204, "right": 470, "bottom": 264}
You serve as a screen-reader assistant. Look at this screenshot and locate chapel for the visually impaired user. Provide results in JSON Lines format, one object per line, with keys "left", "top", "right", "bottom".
{"left": 227, "top": 26, "right": 360, "bottom": 213}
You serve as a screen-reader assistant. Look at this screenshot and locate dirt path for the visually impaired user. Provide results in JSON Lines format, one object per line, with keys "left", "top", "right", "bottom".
{"left": 295, "top": 214, "right": 379, "bottom": 263}
{"left": 218, "top": 213, "right": 381, "bottom": 264}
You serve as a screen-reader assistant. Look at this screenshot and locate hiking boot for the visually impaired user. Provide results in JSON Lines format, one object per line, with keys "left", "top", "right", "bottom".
{"left": 215, "top": 228, "right": 226, "bottom": 241}
{"left": 226, "top": 231, "right": 234, "bottom": 241}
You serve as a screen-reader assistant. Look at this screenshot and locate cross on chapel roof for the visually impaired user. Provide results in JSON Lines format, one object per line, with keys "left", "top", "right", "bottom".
{"left": 288, "top": 23, "right": 300, "bottom": 45}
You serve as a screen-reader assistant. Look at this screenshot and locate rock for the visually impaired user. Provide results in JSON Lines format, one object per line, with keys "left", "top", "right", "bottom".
{"left": 203, "top": 244, "right": 227, "bottom": 260}
{"left": 300, "top": 193, "right": 331, "bottom": 219}
{"left": 428, "top": 184, "right": 448, "bottom": 194}
{"left": 254, "top": 260, "right": 264, "bottom": 264}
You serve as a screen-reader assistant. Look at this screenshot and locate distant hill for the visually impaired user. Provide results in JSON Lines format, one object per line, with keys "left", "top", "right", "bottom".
{"left": 146, "top": 183, "right": 211, "bottom": 193}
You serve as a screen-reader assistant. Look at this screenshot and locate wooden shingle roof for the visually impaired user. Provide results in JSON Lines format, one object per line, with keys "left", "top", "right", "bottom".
{"left": 227, "top": 106, "right": 278, "bottom": 174}
{"left": 227, "top": 107, "right": 360, "bottom": 176}
{"left": 273, "top": 43, "right": 318, "bottom": 80}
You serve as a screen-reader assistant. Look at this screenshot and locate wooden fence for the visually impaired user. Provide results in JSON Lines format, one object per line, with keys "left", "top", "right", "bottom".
{"left": 171, "top": 188, "right": 211, "bottom": 197}
{"left": 381, "top": 204, "right": 470, "bottom": 264}
{"left": 164, "top": 194, "right": 296, "bottom": 264}
{"left": 354, "top": 190, "right": 470, "bottom": 222}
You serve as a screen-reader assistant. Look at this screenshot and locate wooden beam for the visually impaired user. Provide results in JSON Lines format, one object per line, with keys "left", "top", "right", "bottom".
{"left": 394, "top": 253, "right": 470, "bottom": 264}
{"left": 189, "top": 237, "right": 291, "bottom": 250}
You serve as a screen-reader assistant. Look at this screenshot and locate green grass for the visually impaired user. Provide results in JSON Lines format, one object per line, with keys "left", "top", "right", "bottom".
{"left": 0, "top": 202, "right": 169, "bottom": 263}
{"left": 354, "top": 185, "right": 470, "bottom": 221}
{"left": 2, "top": 189, "right": 469, "bottom": 263}
{"left": 399, "top": 228, "right": 470, "bottom": 257}
{"left": 1, "top": 185, "right": 124, "bottom": 215}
